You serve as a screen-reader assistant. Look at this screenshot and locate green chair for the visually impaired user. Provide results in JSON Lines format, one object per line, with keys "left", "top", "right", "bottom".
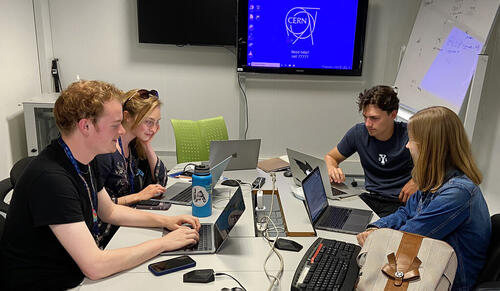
{"left": 171, "top": 116, "right": 229, "bottom": 163}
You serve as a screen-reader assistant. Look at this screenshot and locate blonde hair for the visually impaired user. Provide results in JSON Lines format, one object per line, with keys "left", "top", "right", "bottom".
{"left": 408, "top": 106, "right": 482, "bottom": 192}
{"left": 54, "top": 80, "right": 123, "bottom": 135}
{"left": 122, "top": 89, "right": 162, "bottom": 159}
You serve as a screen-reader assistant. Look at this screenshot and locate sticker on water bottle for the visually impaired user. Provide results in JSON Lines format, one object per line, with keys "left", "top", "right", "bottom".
{"left": 192, "top": 186, "right": 209, "bottom": 207}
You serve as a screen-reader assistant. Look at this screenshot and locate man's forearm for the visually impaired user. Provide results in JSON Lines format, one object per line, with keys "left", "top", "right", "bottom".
{"left": 103, "top": 203, "right": 167, "bottom": 228}
{"left": 325, "top": 154, "right": 340, "bottom": 169}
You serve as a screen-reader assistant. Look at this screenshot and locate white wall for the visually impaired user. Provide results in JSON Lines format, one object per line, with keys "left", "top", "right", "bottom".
{"left": 472, "top": 16, "right": 500, "bottom": 215}
{"left": 44, "top": 0, "right": 419, "bottom": 162}
{"left": 0, "top": 0, "right": 41, "bottom": 178}
{"left": 4, "top": 0, "right": 499, "bottom": 214}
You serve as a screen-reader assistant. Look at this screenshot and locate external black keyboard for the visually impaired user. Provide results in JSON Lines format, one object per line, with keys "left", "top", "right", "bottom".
{"left": 291, "top": 237, "right": 360, "bottom": 291}
{"left": 171, "top": 186, "right": 193, "bottom": 202}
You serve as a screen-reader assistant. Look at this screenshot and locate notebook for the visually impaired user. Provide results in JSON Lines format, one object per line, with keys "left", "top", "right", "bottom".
{"left": 286, "top": 148, "right": 363, "bottom": 199}
{"left": 257, "top": 157, "right": 289, "bottom": 173}
{"left": 161, "top": 186, "right": 245, "bottom": 255}
{"left": 152, "top": 155, "right": 232, "bottom": 206}
{"left": 302, "top": 167, "right": 373, "bottom": 234}
{"left": 210, "top": 139, "right": 261, "bottom": 171}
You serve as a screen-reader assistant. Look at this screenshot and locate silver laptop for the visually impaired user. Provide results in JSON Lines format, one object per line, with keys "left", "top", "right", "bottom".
{"left": 286, "top": 148, "right": 363, "bottom": 200}
{"left": 302, "top": 167, "right": 373, "bottom": 234}
{"left": 161, "top": 186, "right": 245, "bottom": 255}
{"left": 210, "top": 139, "right": 261, "bottom": 171}
{"left": 152, "top": 155, "right": 232, "bottom": 206}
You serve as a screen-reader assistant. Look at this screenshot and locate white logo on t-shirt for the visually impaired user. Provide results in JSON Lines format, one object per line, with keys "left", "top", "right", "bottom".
{"left": 378, "top": 154, "right": 388, "bottom": 165}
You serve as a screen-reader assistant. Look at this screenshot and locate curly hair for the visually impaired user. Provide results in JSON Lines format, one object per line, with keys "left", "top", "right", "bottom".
{"left": 357, "top": 85, "right": 399, "bottom": 114}
{"left": 54, "top": 80, "right": 123, "bottom": 135}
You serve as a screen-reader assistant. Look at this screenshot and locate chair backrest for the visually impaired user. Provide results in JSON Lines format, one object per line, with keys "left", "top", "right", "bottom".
{"left": 0, "top": 156, "right": 35, "bottom": 214}
{"left": 198, "top": 116, "right": 229, "bottom": 160}
{"left": 0, "top": 214, "right": 5, "bottom": 238}
{"left": 10, "top": 156, "right": 35, "bottom": 186}
{"left": 171, "top": 116, "right": 228, "bottom": 164}
{"left": 475, "top": 214, "right": 500, "bottom": 285}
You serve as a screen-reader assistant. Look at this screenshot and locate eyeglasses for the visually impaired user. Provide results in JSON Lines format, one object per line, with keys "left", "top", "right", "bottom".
{"left": 123, "top": 89, "right": 159, "bottom": 109}
{"left": 143, "top": 118, "right": 160, "bottom": 129}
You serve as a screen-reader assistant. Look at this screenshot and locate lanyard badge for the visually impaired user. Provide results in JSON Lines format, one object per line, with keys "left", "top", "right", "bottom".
{"left": 58, "top": 138, "right": 99, "bottom": 240}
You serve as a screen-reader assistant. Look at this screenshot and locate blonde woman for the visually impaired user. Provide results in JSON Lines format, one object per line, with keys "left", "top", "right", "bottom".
{"left": 357, "top": 106, "right": 491, "bottom": 290}
{"left": 94, "top": 89, "right": 168, "bottom": 246}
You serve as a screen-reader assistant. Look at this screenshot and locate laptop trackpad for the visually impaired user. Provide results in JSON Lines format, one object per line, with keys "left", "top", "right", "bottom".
{"left": 343, "top": 211, "right": 371, "bottom": 233}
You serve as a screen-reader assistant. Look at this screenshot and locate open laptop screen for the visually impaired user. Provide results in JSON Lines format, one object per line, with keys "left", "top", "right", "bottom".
{"left": 213, "top": 187, "right": 246, "bottom": 250}
{"left": 302, "top": 167, "right": 329, "bottom": 223}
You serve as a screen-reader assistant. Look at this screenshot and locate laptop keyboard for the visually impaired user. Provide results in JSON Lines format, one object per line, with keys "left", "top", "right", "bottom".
{"left": 291, "top": 237, "right": 360, "bottom": 291}
{"left": 186, "top": 224, "right": 213, "bottom": 251}
{"left": 317, "top": 207, "right": 351, "bottom": 229}
{"left": 171, "top": 186, "right": 193, "bottom": 202}
{"left": 330, "top": 186, "right": 347, "bottom": 196}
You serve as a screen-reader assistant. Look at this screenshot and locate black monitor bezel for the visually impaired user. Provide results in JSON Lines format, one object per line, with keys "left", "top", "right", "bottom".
{"left": 236, "top": 0, "right": 369, "bottom": 76}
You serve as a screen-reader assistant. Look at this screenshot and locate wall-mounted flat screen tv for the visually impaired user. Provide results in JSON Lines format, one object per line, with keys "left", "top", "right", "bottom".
{"left": 137, "top": 0, "right": 237, "bottom": 46}
{"left": 237, "top": 0, "right": 368, "bottom": 75}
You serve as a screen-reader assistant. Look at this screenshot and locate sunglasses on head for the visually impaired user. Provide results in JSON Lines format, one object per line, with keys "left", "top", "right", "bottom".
{"left": 123, "top": 89, "right": 159, "bottom": 109}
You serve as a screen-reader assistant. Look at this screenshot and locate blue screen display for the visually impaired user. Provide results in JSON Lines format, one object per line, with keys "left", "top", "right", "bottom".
{"left": 302, "top": 167, "right": 328, "bottom": 223}
{"left": 245, "top": 0, "right": 360, "bottom": 70}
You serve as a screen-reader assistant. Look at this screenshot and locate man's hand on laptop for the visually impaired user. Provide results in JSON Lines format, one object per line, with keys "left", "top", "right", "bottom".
{"left": 165, "top": 215, "right": 201, "bottom": 232}
{"left": 328, "top": 167, "right": 346, "bottom": 184}
{"left": 161, "top": 227, "right": 200, "bottom": 251}
{"left": 398, "top": 179, "right": 418, "bottom": 203}
{"left": 138, "top": 184, "right": 166, "bottom": 200}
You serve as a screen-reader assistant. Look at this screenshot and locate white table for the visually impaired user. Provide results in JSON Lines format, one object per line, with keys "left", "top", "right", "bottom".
{"left": 76, "top": 168, "right": 377, "bottom": 291}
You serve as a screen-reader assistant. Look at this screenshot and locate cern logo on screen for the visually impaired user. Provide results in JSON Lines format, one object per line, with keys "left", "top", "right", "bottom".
{"left": 285, "top": 7, "right": 319, "bottom": 45}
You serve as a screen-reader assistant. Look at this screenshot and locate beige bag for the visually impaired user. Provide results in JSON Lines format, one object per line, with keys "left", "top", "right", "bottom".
{"left": 356, "top": 228, "right": 458, "bottom": 291}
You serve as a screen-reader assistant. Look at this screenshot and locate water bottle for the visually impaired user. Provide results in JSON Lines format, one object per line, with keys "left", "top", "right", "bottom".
{"left": 191, "top": 164, "right": 212, "bottom": 217}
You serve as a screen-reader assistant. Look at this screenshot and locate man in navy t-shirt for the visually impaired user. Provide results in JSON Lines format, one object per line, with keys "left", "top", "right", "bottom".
{"left": 324, "top": 85, "right": 417, "bottom": 217}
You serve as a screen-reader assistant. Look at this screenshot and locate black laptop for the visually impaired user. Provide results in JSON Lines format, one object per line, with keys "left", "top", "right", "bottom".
{"left": 302, "top": 167, "right": 373, "bottom": 234}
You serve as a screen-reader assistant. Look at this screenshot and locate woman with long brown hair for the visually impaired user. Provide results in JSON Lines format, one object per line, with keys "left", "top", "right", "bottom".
{"left": 357, "top": 106, "right": 491, "bottom": 290}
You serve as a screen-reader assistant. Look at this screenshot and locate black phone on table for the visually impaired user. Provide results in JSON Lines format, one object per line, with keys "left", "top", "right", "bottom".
{"left": 148, "top": 255, "right": 196, "bottom": 276}
{"left": 135, "top": 200, "right": 171, "bottom": 210}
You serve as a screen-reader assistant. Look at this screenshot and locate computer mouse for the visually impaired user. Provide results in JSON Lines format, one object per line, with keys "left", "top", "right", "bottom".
{"left": 284, "top": 170, "right": 292, "bottom": 177}
{"left": 274, "top": 238, "right": 303, "bottom": 252}
{"left": 221, "top": 179, "right": 241, "bottom": 187}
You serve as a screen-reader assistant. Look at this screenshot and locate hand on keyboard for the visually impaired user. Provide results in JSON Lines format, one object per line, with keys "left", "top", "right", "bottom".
{"left": 138, "top": 184, "right": 166, "bottom": 200}
{"left": 165, "top": 215, "right": 201, "bottom": 232}
{"left": 161, "top": 227, "right": 200, "bottom": 252}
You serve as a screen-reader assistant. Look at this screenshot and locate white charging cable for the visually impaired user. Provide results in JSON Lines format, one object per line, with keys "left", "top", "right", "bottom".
{"left": 259, "top": 173, "right": 284, "bottom": 291}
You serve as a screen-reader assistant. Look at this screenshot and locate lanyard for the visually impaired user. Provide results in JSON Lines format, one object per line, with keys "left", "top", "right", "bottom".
{"left": 58, "top": 137, "right": 99, "bottom": 239}
{"left": 118, "top": 137, "right": 135, "bottom": 192}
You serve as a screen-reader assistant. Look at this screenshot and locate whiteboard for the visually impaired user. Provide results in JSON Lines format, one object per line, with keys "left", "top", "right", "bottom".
{"left": 395, "top": 0, "right": 500, "bottom": 113}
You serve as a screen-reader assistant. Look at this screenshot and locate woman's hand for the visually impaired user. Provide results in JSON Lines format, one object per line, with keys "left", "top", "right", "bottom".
{"left": 356, "top": 228, "right": 377, "bottom": 246}
{"left": 137, "top": 184, "right": 165, "bottom": 200}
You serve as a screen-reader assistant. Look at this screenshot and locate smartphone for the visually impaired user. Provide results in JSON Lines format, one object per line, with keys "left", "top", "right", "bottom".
{"left": 148, "top": 255, "right": 196, "bottom": 276}
{"left": 135, "top": 200, "right": 172, "bottom": 210}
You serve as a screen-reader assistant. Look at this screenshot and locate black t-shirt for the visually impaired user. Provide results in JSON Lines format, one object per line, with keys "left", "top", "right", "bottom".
{"left": 0, "top": 139, "right": 102, "bottom": 290}
{"left": 337, "top": 121, "right": 413, "bottom": 197}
